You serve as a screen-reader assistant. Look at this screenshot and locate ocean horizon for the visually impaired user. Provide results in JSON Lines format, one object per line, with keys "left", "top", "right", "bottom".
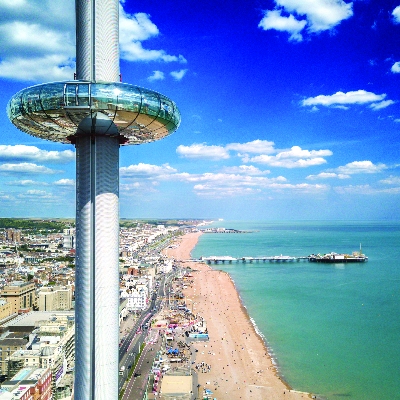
{"left": 191, "top": 220, "right": 400, "bottom": 400}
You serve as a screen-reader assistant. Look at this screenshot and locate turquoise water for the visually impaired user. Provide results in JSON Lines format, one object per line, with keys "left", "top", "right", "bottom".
{"left": 191, "top": 221, "right": 400, "bottom": 399}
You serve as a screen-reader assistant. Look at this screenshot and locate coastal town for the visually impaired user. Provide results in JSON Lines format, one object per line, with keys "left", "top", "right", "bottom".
{"left": 0, "top": 218, "right": 312, "bottom": 400}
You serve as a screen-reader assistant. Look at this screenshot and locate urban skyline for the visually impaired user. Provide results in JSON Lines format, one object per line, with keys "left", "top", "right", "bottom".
{"left": 1, "top": 0, "right": 400, "bottom": 221}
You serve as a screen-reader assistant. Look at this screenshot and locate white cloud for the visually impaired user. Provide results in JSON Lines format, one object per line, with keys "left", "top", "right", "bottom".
{"left": 258, "top": 9, "right": 306, "bottom": 42}
{"left": 259, "top": 0, "right": 353, "bottom": 41}
{"left": 17, "top": 189, "right": 56, "bottom": 200}
{"left": 334, "top": 185, "right": 400, "bottom": 196}
{"left": 5, "top": 179, "right": 48, "bottom": 186}
{"left": 5, "top": 179, "right": 75, "bottom": 187}
{"left": 54, "top": 179, "right": 75, "bottom": 186}
{"left": 246, "top": 146, "right": 332, "bottom": 168}
{"left": 302, "top": 90, "right": 387, "bottom": 108}
{"left": 306, "top": 172, "right": 350, "bottom": 180}
{"left": 221, "top": 165, "right": 271, "bottom": 175}
{"left": 334, "top": 184, "right": 376, "bottom": 195}
{"left": 119, "top": 10, "right": 159, "bottom": 41}
{"left": 379, "top": 176, "right": 400, "bottom": 185}
{"left": 193, "top": 185, "right": 262, "bottom": 197}
{"left": 276, "top": 0, "right": 353, "bottom": 32}
{"left": 121, "top": 182, "right": 140, "bottom": 189}
{"left": 336, "top": 161, "right": 387, "bottom": 175}
{"left": 0, "top": 55, "right": 75, "bottom": 82}
{"left": 226, "top": 140, "right": 276, "bottom": 154}
{"left": 120, "top": 40, "right": 184, "bottom": 63}
{"left": 26, "top": 189, "right": 48, "bottom": 196}
{"left": 117, "top": 159, "right": 333, "bottom": 199}
{"left": 0, "top": 2, "right": 186, "bottom": 82}
{"left": 0, "top": 1, "right": 74, "bottom": 82}
{"left": 120, "top": 181, "right": 160, "bottom": 195}
{"left": 381, "top": 187, "right": 400, "bottom": 194}
{"left": 0, "top": 21, "right": 74, "bottom": 57}
{"left": 392, "top": 6, "right": 400, "bottom": 24}
{"left": 170, "top": 69, "right": 188, "bottom": 81}
{"left": 193, "top": 181, "right": 329, "bottom": 198}
{"left": 0, "top": 145, "right": 74, "bottom": 163}
{"left": 268, "top": 182, "right": 329, "bottom": 192}
{"left": 391, "top": 61, "right": 400, "bottom": 73}
{"left": 119, "top": 10, "right": 186, "bottom": 63}
{"left": 0, "top": 0, "right": 74, "bottom": 30}
{"left": 192, "top": 179, "right": 328, "bottom": 195}
{"left": 0, "top": 163, "right": 62, "bottom": 174}
{"left": 174, "top": 171, "right": 289, "bottom": 197}
{"left": 0, "top": 0, "right": 27, "bottom": 9}
{"left": 176, "top": 144, "right": 230, "bottom": 160}
{"left": 273, "top": 146, "right": 332, "bottom": 159}
{"left": 173, "top": 171, "right": 286, "bottom": 186}
{"left": 120, "top": 163, "right": 177, "bottom": 178}
{"left": 248, "top": 155, "right": 328, "bottom": 168}
{"left": 333, "top": 183, "right": 400, "bottom": 195}
{"left": 148, "top": 70, "right": 165, "bottom": 81}
{"left": 369, "top": 100, "right": 395, "bottom": 111}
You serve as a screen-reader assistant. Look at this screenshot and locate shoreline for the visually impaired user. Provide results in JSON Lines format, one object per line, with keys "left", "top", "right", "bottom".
{"left": 165, "top": 231, "right": 312, "bottom": 399}
{"left": 199, "top": 261, "right": 298, "bottom": 394}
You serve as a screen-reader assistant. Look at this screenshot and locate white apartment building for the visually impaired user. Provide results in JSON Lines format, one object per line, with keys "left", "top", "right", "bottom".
{"left": 120, "top": 277, "right": 150, "bottom": 311}
{"left": 127, "top": 286, "right": 147, "bottom": 310}
{"left": 62, "top": 235, "right": 74, "bottom": 250}
{"left": 38, "top": 286, "right": 73, "bottom": 311}
{"left": 158, "top": 258, "right": 173, "bottom": 274}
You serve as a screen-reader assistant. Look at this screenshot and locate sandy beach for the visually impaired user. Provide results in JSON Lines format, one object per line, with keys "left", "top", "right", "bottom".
{"left": 165, "top": 232, "right": 312, "bottom": 400}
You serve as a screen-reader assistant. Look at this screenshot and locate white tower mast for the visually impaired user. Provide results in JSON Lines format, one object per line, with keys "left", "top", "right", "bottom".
{"left": 74, "top": 1, "right": 120, "bottom": 398}
{"left": 7, "top": 2, "right": 180, "bottom": 399}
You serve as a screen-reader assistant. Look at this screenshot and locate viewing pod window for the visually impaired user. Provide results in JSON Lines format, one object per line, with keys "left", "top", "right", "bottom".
{"left": 63, "top": 83, "right": 90, "bottom": 108}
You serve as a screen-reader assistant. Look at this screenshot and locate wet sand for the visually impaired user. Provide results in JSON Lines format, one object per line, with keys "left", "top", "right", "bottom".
{"left": 165, "top": 232, "right": 311, "bottom": 400}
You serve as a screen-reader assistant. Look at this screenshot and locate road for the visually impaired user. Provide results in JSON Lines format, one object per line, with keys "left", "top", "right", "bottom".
{"left": 118, "top": 274, "right": 168, "bottom": 393}
{"left": 121, "top": 336, "right": 162, "bottom": 400}
{"left": 119, "top": 267, "right": 199, "bottom": 400}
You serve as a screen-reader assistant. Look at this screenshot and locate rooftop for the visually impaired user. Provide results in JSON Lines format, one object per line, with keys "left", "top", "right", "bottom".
{"left": 2, "top": 311, "right": 74, "bottom": 328}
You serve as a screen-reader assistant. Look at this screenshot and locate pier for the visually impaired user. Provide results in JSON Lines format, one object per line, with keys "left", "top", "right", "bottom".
{"left": 194, "top": 255, "right": 309, "bottom": 264}
{"left": 201, "top": 228, "right": 253, "bottom": 234}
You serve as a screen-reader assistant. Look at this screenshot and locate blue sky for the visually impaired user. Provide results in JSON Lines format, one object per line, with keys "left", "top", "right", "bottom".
{"left": 0, "top": 0, "right": 399, "bottom": 220}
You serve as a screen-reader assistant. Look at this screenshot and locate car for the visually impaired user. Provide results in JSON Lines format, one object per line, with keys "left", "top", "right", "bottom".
{"left": 134, "top": 372, "right": 141, "bottom": 377}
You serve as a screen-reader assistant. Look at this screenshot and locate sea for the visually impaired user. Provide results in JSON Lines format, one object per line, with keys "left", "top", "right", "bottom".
{"left": 190, "top": 221, "right": 400, "bottom": 400}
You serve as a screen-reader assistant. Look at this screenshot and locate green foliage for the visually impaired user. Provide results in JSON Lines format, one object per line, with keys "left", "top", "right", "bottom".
{"left": 0, "top": 218, "right": 74, "bottom": 233}
{"left": 120, "top": 218, "right": 188, "bottom": 227}
{"left": 41, "top": 256, "right": 75, "bottom": 263}
{"left": 119, "top": 220, "right": 139, "bottom": 228}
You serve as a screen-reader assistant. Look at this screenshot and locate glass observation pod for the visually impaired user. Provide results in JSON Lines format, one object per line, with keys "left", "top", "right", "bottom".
{"left": 7, "top": 81, "right": 181, "bottom": 144}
